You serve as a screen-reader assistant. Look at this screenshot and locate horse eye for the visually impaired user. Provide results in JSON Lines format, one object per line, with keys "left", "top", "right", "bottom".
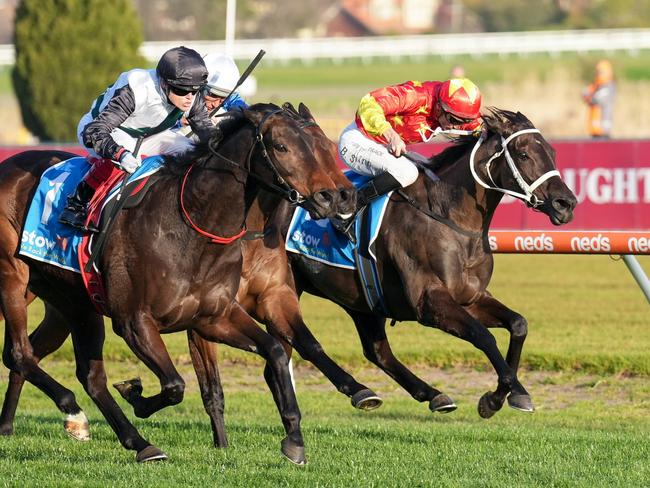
{"left": 519, "top": 152, "right": 528, "bottom": 160}
{"left": 273, "top": 143, "right": 287, "bottom": 152}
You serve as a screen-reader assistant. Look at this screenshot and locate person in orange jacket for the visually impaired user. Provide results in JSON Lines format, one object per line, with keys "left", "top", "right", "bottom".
{"left": 582, "top": 59, "right": 616, "bottom": 139}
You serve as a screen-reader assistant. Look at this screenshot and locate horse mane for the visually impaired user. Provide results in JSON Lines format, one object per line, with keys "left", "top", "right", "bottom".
{"left": 160, "top": 102, "right": 285, "bottom": 177}
{"left": 427, "top": 107, "right": 535, "bottom": 173}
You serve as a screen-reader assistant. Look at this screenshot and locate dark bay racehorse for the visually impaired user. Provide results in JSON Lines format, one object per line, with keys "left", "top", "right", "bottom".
{"left": 119, "top": 107, "right": 578, "bottom": 433}
{"left": 0, "top": 103, "right": 382, "bottom": 453}
{"left": 0, "top": 103, "right": 349, "bottom": 463}
{"left": 284, "top": 108, "right": 577, "bottom": 417}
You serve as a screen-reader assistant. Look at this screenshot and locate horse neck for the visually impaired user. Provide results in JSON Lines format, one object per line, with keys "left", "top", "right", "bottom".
{"left": 182, "top": 137, "right": 259, "bottom": 237}
{"left": 246, "top": 189, "right": 285, "bottom": 231}
{"left": 432, "top": 153, "right": 503, "bottom": 232}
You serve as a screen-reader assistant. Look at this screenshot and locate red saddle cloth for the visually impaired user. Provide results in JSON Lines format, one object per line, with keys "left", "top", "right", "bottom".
{"left": 77, "top": 163, "right": 154, "bottom": 317}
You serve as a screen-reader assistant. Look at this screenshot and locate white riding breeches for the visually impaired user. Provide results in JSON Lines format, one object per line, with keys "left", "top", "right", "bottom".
{"left": 338, "top": 122, "right": 419, "bottom": 187}
{"left": 77, "top": 113, "right": 194, "bottom": 159}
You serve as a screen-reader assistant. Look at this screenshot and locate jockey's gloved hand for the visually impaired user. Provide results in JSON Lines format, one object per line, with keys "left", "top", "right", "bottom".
{"left": 119, "top": 151, "right": 141, "bottom": 174}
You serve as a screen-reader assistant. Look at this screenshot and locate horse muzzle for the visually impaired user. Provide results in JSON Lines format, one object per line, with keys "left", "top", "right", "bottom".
{"left": 303, "top": 188, "right": 345, "bottom": 220}
{"left": 542, "top": 193, "right": 578, "bottom": 225}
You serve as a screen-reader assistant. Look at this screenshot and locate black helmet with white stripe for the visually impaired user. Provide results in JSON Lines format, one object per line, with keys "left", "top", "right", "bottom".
{"left": 156, "top": 46, "right": 208, "bottom": 91}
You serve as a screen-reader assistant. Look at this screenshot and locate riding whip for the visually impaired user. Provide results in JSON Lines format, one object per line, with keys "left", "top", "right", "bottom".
{"left": 186, "top": 49, "right": 266, "bottom": 137}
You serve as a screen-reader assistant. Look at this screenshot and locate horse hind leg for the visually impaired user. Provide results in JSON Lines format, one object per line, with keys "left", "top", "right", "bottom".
{"left": 1, "top": 301, "right": 83, "bottom": 438}
{"left": 0, "top": 266, "right": 86, "bottom": 434}
{"left": 345, "top": 308, "right": 456, "bottom": 413}
{"left": 256, "top": 288, "right": 382, "bottom": 411}
{"left": 197, "top": 304, "right": 306, "bottom": 466}
{"left": 417, "top": 287, "right": 531, "bottom": 419}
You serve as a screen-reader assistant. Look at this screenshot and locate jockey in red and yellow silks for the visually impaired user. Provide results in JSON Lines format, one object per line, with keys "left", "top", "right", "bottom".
{"left": 354, "top": 80, "right": 481, "bottom": 145}
{"left": 336, "top": 78, "right": 482, "bottom": 236}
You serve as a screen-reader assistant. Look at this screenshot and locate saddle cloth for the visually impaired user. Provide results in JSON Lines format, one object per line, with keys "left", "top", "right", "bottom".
{"left": 285, "top": 171, "right": 391, "bottom": 270}
{"left": 20, "top": 155, "right": 165, "bottom": 315}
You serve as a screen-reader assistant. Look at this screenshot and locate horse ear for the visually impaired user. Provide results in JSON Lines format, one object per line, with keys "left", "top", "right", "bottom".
{"left": 481, "top": 108, "right": 508, "bottom": 135}
{"left": 243, "top": 108, "right": 263, "bottom": 126}
{"left": 298, "top": 103, "right": 315, "bottom": 122}
{"left": 282, "top": 102, "right": 299, "bottom": 117}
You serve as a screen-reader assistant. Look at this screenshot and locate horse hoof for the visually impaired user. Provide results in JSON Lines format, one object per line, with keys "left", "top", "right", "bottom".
{"left": 477, "top": 392, "right": 501, "bottom": 419}
{"left": 113, "top": 378, "right": 143, "bottom": 401}
{"left": 508, "top": 394, "right": 534, "bottom": 413}
{"left": 281, "top": 437, "right": 307, "bottom": 466}
{"left": 64, "top": 411, "right": 90, "bottom": 441}
{"left": 351, "top": 389, "right": 383, "bottom": 411}
{"left": 136, "top": 445, "right": 168, "bottom": 463}
{"left": 429, "top": 394, "right": 457, "bottom": 413}
{"left": 0, "top": 424, "right": 14, "bottom": 436}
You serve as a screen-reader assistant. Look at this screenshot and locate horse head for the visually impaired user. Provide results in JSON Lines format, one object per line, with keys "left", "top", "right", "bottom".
{"left": 281, "top": 102, "right": 357, "bottom": 216}
{"left": 473, "top": 109, "right": 577, "bottom": 225}
{"left": 238, "top": 103, "right": 348, "bottom": 219}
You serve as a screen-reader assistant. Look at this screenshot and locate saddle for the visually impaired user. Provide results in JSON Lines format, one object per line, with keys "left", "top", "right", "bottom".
{"left": 80, "top": 158, "right": 165, "bottom": 315}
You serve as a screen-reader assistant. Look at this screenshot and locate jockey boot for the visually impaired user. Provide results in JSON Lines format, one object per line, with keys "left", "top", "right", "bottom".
{"left": 330, "top": 172, "right": 403, "bottom": 244}
{"left": 357, "top": 172, "right": 403, "bottom": 208}
{"left": 58, "top": 180, "right": 98, "bottom": 233}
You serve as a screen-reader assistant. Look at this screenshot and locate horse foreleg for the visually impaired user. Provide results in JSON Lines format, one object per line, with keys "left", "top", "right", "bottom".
{"left": 112, "top": 314, "right": 186, "bottom": 419}
{"left": 255, "top": 286, "right": 382, "bottom": 410}
{"left": 1, "top": 301, "right": 73, "bottom": 436}
{"left": 196, "top": 303, "right": 306, "bottom": 465}
{"left": 68, "top": 313, "right": 164, "bottom": 462}
{"left": 417, "top": 287, "right": 533, "bottom": 419}
{"left": 465, "top": 292, "right": 529, "bottom": 410}
{"left": 187, "top": 329, "right": 228, "bottom": 448}
{"left": 344, "top": 308, "right": 456, "bottom": 413}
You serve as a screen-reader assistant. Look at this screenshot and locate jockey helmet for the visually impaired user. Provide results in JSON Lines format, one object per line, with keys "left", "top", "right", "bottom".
{"left": 203, "top": 53, "right": 240, "bottom": 97}
{"left": 438, "top": 78, "right": 482, "bottom": 120}
{"left": 156, "top": 46, "right": 208, "bottom": 91}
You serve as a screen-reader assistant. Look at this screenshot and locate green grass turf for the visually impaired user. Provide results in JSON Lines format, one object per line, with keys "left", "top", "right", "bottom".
{"left": 0, "top": 253, "right": 648, "bottom": 485}
{"left": 0, "top": 364, "right": 648, "bottom": 487}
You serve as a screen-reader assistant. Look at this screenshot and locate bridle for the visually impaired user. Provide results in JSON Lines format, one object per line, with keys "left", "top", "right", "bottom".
{"left": 180, "top": 107, "right": 312, "bottom": 243}
{"left": 209, "top": 108, "right": 307, "bottom": 204}
{"left": 469, "top": 128, "right": 560, "bottom": 208}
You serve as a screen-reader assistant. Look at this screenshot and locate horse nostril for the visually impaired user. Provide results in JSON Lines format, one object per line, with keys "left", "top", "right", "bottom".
{"left": 313, "top": 190, "right": 335, "bottom": 208}
{"left": 339, "top": 187, "right": 357, "bottom": 205}
{"left": 552, "top": 197, "right": 575, "bottom": 212}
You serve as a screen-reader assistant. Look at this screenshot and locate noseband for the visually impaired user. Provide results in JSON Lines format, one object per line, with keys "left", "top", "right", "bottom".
{"left": 469, "top": 128, "right": 561, "bottom": 207}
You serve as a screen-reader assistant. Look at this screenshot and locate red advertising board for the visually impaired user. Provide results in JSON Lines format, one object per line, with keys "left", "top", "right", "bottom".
{"left": 2, "top": 138, "right": 648, "bottom": 235}
{"left": 409, "top": 139, "right": 650, "bottom": 231}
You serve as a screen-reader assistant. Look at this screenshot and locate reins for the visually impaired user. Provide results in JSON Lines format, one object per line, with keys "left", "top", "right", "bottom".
{"left": 395, "top": 188, "right": 482, "bottom": 238}
{"left": 179, "top": 108, "right": 308, "bottom": 244}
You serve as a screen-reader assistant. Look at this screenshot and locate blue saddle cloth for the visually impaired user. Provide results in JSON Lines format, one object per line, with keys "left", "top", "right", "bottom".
{"left": 285, "top": 171, "right": 391, "bottom": 269}
{"left": 19, "top": 156, "right": 165, "bottom": 273}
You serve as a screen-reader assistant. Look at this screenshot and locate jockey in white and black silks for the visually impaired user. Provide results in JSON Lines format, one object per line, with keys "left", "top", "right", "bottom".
{"left": 339, "top": 78, "right": 484, "bottom": 208}
{"left": 59, "top": 46, "right": 214, "bottom": 232}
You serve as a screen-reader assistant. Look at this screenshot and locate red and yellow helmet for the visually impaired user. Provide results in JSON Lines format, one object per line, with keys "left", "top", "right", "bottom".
{"left": 438, "top": 78, "right": 482, "bottom": 120}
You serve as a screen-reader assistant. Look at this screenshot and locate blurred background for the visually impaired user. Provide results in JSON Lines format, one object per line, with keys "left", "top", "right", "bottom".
{"left": 3, "top": 0, "right": 650, "bottom": 144}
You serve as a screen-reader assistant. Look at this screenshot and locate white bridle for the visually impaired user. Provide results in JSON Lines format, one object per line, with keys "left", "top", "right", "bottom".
{"left": 469, "top": 128, "right": 560, "bottom": 207}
